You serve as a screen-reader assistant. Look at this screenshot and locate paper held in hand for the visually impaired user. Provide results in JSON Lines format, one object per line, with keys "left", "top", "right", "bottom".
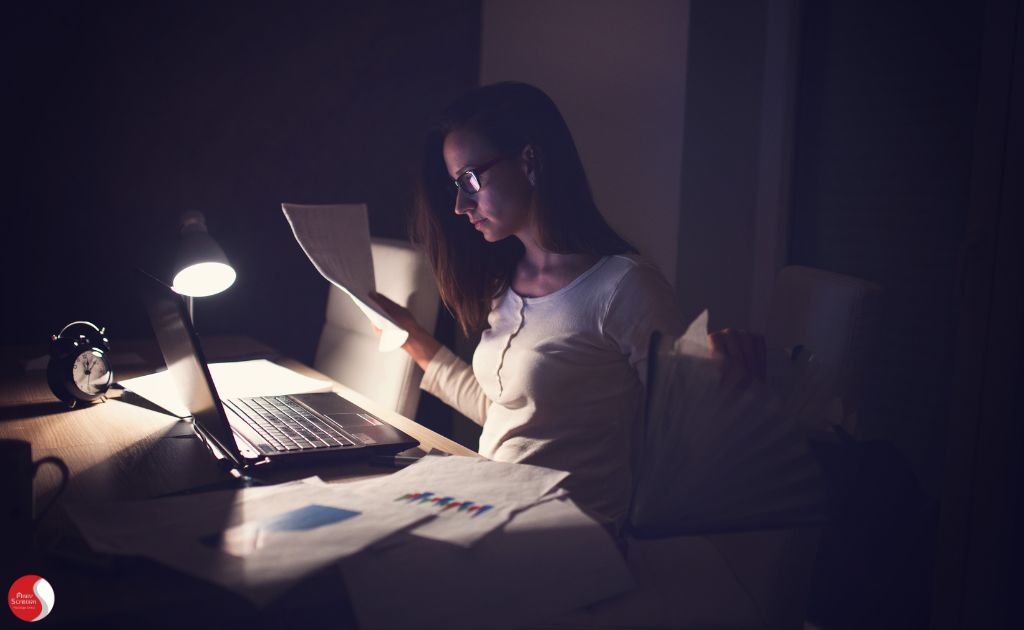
{"left": 281, "top": 202, "right": 408, "bottom": 352}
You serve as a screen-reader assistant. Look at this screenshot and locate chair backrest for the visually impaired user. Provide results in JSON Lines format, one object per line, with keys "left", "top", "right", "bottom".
{"left": 765, "top": 265, "right": 881, "bottom": 420}
{"left": 313, "top": 237, "right": 439, "bottom": 419}
{"left": 627, "top": 329, "right": 829, "bottom": 538}
{"left": 626, "top": 265, "right": 880, "bottom": 537}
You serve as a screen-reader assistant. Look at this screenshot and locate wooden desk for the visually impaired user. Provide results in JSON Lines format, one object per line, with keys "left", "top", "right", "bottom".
{"left": 0, "top": 336, "right": 475, "bottom": 626}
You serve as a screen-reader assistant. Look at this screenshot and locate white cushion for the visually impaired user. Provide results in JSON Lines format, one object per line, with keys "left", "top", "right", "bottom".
{"left": 766, "top": 265, "right": 881, "bottom": 416}
{"left": 314, "top": 237, "right": 439, "bottom": 418}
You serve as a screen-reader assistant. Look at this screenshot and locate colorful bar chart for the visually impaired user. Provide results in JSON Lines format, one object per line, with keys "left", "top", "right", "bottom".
{"left": 395, "top": 491, "right": 494, "bottom": 517}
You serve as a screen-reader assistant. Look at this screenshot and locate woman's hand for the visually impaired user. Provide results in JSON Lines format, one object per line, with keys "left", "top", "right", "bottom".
{"left": 369, "top": 292, "right": 442, "bottom": 371}
{"left": 708, "top": 328, "right": 767, "bottom": 382}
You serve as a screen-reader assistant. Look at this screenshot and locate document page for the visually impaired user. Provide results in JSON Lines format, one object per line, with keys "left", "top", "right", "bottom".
{"left": 343, "top": 455, "right": 570, "bottom": 547}
{"left": 281, "top": 202, "right": 408, "bottom": 352}
{"left": 66, "top": 477, "right": 430, "bottom": 607}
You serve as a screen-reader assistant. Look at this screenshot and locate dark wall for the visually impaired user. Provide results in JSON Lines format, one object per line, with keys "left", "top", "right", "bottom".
{"left": 5, "top": 0, "right": 480, "bottom": 364}
{"left": 675, "top": 0, "right": 767, "bottom": 331}
{"left": 788, "top": 2, "right": 1011, "bottom": 626}
{"left": 789, "top": 0, "right": 984, "bottom": 494}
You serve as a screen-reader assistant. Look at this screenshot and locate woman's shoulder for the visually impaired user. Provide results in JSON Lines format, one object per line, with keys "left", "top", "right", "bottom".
{"left": 590, "top": 255, "right": 684, "bottom": 347}
{"left": 599, "top": 254, "right": 681, "bottom": 323}
{"left": 600, "top": 254, "right": 673, "bottom": 291}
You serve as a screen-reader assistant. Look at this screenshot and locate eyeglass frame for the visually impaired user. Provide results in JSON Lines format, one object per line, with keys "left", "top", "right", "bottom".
{"left": 450, "top": 155, "right": 510, "bottom": 196}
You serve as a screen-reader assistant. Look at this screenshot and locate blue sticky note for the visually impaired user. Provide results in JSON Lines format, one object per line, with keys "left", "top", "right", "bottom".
{"left": 261, "top": 504, "right": 360, "bottom": 532}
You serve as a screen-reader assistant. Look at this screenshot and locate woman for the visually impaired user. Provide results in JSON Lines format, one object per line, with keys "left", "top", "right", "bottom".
{"left": 372, "top": 82, "right": 760, "bottom": 527}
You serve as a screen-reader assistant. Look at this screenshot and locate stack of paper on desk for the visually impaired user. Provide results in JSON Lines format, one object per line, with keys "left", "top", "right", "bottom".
{"left": 335, "top": 457, "right": 635, "bottom": 629}
{"left": 117, "top": 359, "right": 333, "bottom": 418}
{"left": 66, "top": 456, "right": 618, "bottom": 615}
{"left": 66, "top": 477, "right": 429, "bottom": 606}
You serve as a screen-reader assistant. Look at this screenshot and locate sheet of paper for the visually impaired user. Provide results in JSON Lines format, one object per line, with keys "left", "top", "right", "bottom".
{"left": 340, "top": 497, "right": 634, "bottom": 630}
{"left": 341, "top": 455, "right": 570, "bottom": 547}
{"left": 673, "top": 308, "right": 711, "bottom": 357}
{"left": 118, "top": 359, "right": 333, "bottom": 418}
{"left": 66, "top": 477, "right": 431, "bottom": 607}
{"left": 281, "top": 202, "right": 408, "bottom": 352}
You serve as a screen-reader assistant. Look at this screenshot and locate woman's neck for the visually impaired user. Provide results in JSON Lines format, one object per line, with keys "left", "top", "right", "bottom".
{"left": 512, "top": 231, "right": 600, "bottom": 297}
{"left": 515, "top": 228, "right": 575, "bottom": 270}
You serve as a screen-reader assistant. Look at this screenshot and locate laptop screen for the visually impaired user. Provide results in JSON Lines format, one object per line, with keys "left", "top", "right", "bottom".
{"left": 136, "top": 269, "right": 245, "bottom": 466}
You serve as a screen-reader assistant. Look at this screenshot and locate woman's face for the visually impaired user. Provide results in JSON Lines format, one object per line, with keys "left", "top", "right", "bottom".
{"left": 442, "top": 128, "right": 534, "bottom": 243}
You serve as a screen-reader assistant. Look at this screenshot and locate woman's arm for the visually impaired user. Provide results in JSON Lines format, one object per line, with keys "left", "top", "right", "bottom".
{"left": 419, "top": 346, "right": 490, "bottom": 426}
{"left": 370, "top": 292, "right": 490, "bottom": 425}
{"left": 602, "top": 262, "right": 686, "bottom": 388}
{"left": 603, "top": 263, "right": 766, "bottom": 385}
{"left": 708, "top": 328, "right": 766, "bottom": 381}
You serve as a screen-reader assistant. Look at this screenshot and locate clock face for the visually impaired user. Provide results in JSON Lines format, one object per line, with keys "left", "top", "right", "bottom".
{"left": 72, "top": 349, "right": 112, "bottom": 395}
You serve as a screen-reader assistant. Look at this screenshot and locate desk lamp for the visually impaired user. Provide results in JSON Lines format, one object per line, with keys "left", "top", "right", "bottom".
{"left": 171, "top": 210, "right": 236, "bottom": 324}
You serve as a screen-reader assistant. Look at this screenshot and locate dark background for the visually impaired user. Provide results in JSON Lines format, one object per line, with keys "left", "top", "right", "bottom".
{"left": 4, "top": 0, "right": 479, "bottom": 364}
{"left": 790, "top": 0, "right": 982, "bottom": 492}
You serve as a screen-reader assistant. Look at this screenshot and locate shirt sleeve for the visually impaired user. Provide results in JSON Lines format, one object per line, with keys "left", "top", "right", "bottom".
{"left": 601, "top": 261, "right": 685, "bottom": 388}
{"left": 420, "top": 345, "right": 490, "bottom": 426}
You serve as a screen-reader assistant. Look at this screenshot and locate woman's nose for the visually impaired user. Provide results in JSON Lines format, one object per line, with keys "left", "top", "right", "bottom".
{"left": 453, "top": 188, "right": 475, "bottom": 215}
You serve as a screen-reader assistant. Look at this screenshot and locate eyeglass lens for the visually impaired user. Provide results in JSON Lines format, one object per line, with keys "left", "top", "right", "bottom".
{"left": 456, "top": 171, "right": 481, "bottom": 193}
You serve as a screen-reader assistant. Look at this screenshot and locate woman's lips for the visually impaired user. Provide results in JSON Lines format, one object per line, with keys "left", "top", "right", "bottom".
{"left": 470, "top": 218, "right": 487, "bottom": 230}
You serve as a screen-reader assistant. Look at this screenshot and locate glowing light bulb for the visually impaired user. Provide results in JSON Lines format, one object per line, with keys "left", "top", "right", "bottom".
{"left": 172, "top": 262, "right": 237, "bottom": 297}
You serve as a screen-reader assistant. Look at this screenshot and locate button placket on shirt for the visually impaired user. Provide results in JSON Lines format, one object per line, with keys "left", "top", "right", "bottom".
{"left": 494, "top": 292, "right": 526, "bottom": 400}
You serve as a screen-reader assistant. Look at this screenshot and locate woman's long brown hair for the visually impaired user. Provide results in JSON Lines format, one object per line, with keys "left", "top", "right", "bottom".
{"left": 412, "top": 82, "right": 636, "bottom": 336}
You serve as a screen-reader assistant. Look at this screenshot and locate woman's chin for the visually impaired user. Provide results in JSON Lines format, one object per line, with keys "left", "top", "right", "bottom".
{"left": 477, "top": 224, "right": 504, "bottom": 242}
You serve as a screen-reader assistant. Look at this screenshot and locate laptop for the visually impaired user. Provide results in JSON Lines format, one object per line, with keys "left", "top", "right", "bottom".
{"left": 135, "top": 269, "right": 418, "bottom": 470}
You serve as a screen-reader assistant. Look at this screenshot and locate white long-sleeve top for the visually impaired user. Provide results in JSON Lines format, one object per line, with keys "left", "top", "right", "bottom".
{"left": 421, "top": 255, "right": 683, "bottom": 525}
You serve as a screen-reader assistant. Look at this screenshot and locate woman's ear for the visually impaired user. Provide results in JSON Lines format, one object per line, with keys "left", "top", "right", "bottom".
{"left": 521, "top": 144, "right": 539, "bottom": 186}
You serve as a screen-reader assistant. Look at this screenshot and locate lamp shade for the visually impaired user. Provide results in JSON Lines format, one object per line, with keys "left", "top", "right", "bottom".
{"left": 171, "top": 211, "right": 236, "bottom": 298}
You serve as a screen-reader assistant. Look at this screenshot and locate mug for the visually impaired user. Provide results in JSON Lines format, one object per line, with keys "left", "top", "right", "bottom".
{"left": 1, "top": 439, "right": 69, "bottom": 544}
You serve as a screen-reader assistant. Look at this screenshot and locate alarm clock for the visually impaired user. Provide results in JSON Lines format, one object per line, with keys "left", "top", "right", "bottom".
{"left": 47, "top": 321, "right": 113, "bottom": 407}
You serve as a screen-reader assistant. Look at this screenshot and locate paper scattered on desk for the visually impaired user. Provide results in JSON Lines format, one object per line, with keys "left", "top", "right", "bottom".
{"left": 282, "top": 202, "right": 408, "bottom": 352}
{"left": 340, "top": 496, "right": 634, "bottom": 630}
{"left": 117, "top": 359, "right": 333, "bottom": 418}
{"left": 204, "top": 503, "right": 362, "bottom": 557}
{"left": 343, "top": 455, "right": 570, "bottom": 547}
{"left": 66, "top": 477, "right": 429, "bottom": 607}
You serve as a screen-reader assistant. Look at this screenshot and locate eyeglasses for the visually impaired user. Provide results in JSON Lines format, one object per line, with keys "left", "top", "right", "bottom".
{"left": 451, "top": 155, "right": 508, "bottom": 196}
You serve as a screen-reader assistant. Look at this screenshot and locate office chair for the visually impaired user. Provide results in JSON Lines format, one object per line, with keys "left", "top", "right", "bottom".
{"left": 537, "top": 265, "right": 881, "bottom": 629}
{"left": 535, "top": 337, "right": 825, "bottom": 629}
{"left": 313, "top": 237, "right": 440, "bottom": 419}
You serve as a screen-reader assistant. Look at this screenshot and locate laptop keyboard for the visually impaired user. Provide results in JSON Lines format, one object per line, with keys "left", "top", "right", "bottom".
{"left": 225, "top": 396, "right": 356, "bottom": 453}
